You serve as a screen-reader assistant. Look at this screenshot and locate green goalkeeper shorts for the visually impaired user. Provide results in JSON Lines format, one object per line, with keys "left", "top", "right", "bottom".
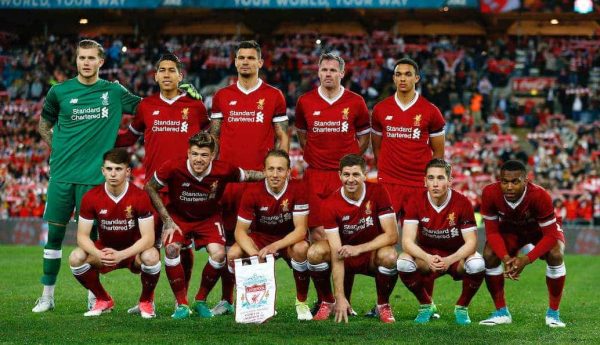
{"left": 43, "top": 180, "right": 98, "bottom": 224}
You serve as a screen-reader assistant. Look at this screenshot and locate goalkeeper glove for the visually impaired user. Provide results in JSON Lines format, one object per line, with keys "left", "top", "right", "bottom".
{"left": 179, "top": 82, "right": 202, "bottom": 100}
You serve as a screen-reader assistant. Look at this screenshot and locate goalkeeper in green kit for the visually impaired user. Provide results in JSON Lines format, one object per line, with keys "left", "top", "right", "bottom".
{"left": 32, "top": 39, "right": 199, "bottom": 313}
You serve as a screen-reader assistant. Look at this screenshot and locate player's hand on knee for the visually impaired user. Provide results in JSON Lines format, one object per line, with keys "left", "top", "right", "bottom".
{"left": 258, "top": 244, "right": 278, "bottom": 260}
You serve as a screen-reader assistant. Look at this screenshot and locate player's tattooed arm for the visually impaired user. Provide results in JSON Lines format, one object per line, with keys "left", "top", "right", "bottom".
{"left": 38, "top": 117, "right": 54, "bottom": 147}
{"left": 144, "top": 177, "right": 172, "bottom": 225}
{"left": 210, "top": 118, "right": 222, "bottom": 142}
{"left": 242, "top": 169, "right": 265, "bottom": 182}
{"left": 273, "top": 120, "right": 290, "bottom": 152}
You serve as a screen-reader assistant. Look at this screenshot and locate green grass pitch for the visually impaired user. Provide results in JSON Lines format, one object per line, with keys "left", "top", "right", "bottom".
{"left": 0, "top": 245, "right": 598, "bottom": 344}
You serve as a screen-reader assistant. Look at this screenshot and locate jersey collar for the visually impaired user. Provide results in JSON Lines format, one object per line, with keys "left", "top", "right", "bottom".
{"left": 104, "top": 182, "right": 129, "bottom": 204}
{"left": 265, "top": 178, "right": 289, "bottom": 200}
{"left": 186, "top": 160, "right": 213, "bottom": 182}
{"left": 236, "top": 78, "right": 263, "bottom": 95}
{"left": 341, "top": 183, "right": 366, "bottom": 207}
{"left": 394, "top": 91, "right": 419, "bottom": 112}
{"left": 160, "top": 92, "right": 186, "bottom": 105}
{"left": 318, "top": 86, "right": 344, "bottom": 105}
{"left": 427, "top": 189, "right": 452, "bottom": 213}
{"left": 504, "top": 185, "right": 527, "bottom": 209}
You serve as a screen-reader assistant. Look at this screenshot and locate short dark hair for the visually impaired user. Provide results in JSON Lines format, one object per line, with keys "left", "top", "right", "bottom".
{"left": 236, "top": 40, "right": 262, "bottom": 59}
{"left": 319, "top": 52, "right": 345, "bottom": 71}
{"left": 156, "top": 53, "right": 183, "bottom": 73}
{"left": 500, "top": 160, "right": 527, "bottom": 175}
{"left": 264, "top": 149, "right": 290, "bottom": 169}
{"left": 394, "top": 57, "right": 419, "bottom": 76}
{"left": 339, "top": 154, "right": 366, "bottom": 173}
{"left": 425, "top": 158, "right": 452, "bottom": 178}
{"left": 103, "top": 148, "right": 130, "bottom": 166}
{"left": 77, "top": 39, "right": 105, "bottom": 59}
{"left": 188, "top": 131, "right": 217, "bottom": 153}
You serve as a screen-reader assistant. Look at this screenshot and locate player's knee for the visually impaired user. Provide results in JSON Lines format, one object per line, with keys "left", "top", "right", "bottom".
{"left": 307, "top": 241, "right": 329, "bottom": 264}
{"left": 290, "top": 241, "right": 309, "bottom": 258}
{"left": 464, "top": 253, "right": 486, "bottom": 274}
{"left": 68, "top": 247, "right": 87, "bottom": 266}
{"left": 482, "top": 243, "right": 500, "bottom": 268}
{"left": 397, "top": 257, "right": 417, "bottom": 273}
{"left": 376, "top": 247, "right": 398, "bottom": 268}
{"left": 227, "top": 245, "right": 243, "bottom": 262}
{"left": 141, "top": 248, "right": 160, "bottom": 266}
{"left": 209, "top": 249, "right": 226, "bottom": 263}
{"left": 165, "top": 243, "right": 181, "bottom": 259}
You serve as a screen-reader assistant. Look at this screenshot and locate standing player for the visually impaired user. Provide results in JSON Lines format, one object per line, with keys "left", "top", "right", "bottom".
{"left": 371, "top": 57, "right": 445, "bottom": 222}
{"left": 145, "top": 132, "right": 264, "bottom": 319}
{"left": 307, "top": 154, "right": 399, "bottom": 323}
{"left": 295, "top": 52, "right": 370, "bottom": 240}
{"left": 116, "top": 53, "right": 210, "bottom": 313}
{"left": 479, "top": 160, "right": 567, "bottom": 327}
{"left": 227, "top": 149, "right": 312, "bottom": 320}
{"left": 209, "top": 40, "right": 289, "bottom": 315}
{"left": 68, "top": 148, "right": 160, "bottom": 318}
{"left": 397, "top": 159, "right": 485, "bottom": 325}
{"left": 33, "top": 39, "right": 142, "bottom": 312}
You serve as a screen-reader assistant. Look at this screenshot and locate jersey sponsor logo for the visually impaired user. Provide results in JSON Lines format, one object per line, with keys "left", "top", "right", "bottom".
{"left": 341, "top": 216, "right": 374, "bottom": 235}
{"left": 257, "top": 99, "right": 265, "bottom": 110}
{"left": 182, "top": 182, "right": 191, "bottom": 187}
{"left": 70, "top": 98, "right": 78, "bottom": 104}
{"left": 256, "top": 111, "right": 264, "bottom": 123}
{"left": 227, "top": 110, "right": 263, "bottom": 123}
{"left": 385, "top": 115, "right": 393, "bottom": 120}
{"left": 229, "top": 100, "right": 237, "bottom": 106}
{"left": 101, "top": 92, "right": 109, "bottom": 106}
{"left": 260, "top": 206, "right": 269, "bottom": 211}
{"left": 312, "top": 120, "right": 349, "bottom": 133}
{"left": 152, "top": 119, "right": 187, "bottom": 133}
{"left": 71, "top": 106, "right": 108, "bottom": 121}
{"left": 99, "top": 209, "right": 108, "bottom": 215}
{"left": 421, "top": 217, "right": 430, "bottom": 223}
{"left": 385, "top": 125, "right": 417, "bottom": 139}
{"left": 422, "top": 226, "right": 460, "bottom": 240}
{"left": 313, "top": 111, "right": 321, "bottom": 116}
{"left": 152, "top": 110, "right": 160, "bottom": 115}
{"left": 412, "top": 128, "right": 421, "bottom": 139}
{"left": 101, "top": 107, "right": 109, "bottom": 118}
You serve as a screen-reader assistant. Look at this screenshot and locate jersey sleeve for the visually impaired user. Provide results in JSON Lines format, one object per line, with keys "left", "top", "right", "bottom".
{"left": 428, "top": 104, "right": 446, "bottom": 137}
{"left": 116, "top": 82, "right": 141, "bottom": 115}
{"left": 355, "top": 98, "right": 371, "bottom": 136}
{"left": 292, "top": 182, "right": 309, "bottom": 216}
{"left": 375, "top": 184, "right": 396, "bottom": 220}
{"left": 41, "top": 86, "right": 59, "bottom": 125}
{"left": 294, "top": 97, "right": 307, "bottom": 132}
{"left": 154, "top": 160, "right": 174, "bottom": 187}
{"left": 481, "top": 185, "right": 509, "bottom": 259}
{"left": 322, "top": 199, "right": 339, "bottom": 233}
{"left": 526, "top": 190, "right": 562, "bottom": 262}
{"left": 210, "top": 91, "right": 223, "bottom": 120}
{"left": 403, "top": 194, "right": 420, "bottom": 225}
{"left": 371, "top": 104, "right": 383, "bottom": 136}
{"left": 136, "top": 190, "right": 154, "bottom": 222}
{"left": 115, "top": 107, "right": 145, "bottom": 147}
{"left": 237, "top": 188, "right": 255, "bottom": 224}
{"left": 272, "top": 89, "right": 288, "bottom": 123}
{"left": 78, "top": 191, "right": 96, "bottom": 223}
{"left": 458, "top": 196, "right": 477, "bottom": 233}
{"left": 196, "top": 100, "right": 210, "bottom": 130}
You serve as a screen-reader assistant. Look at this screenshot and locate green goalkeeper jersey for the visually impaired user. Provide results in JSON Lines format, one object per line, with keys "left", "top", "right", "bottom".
{"left": 41, "top": 77, "right": 141, "bottom": 184}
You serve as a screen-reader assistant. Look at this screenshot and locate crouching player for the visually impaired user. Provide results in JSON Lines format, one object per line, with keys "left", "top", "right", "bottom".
{"left": 228, "top": 149, "right": 312, "bottom": 320}
{"left": 69, "top": 148, "right": 160, "bottom": 318}
{"left": 479, "top": 160, "right": 566, "bottom": 327}
{"left": 397, "top": 159, "right": 484, "bottom": 325}
{"left": 307, "top": 154, "right": 399, "bottom": 323}
{"left": 145, "top": 131, "right": 264, "bottom": 319}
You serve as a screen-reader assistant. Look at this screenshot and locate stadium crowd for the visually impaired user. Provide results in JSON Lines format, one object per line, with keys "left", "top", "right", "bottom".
{"left": 0, "top": 33, "right": 598, "bottom": 223}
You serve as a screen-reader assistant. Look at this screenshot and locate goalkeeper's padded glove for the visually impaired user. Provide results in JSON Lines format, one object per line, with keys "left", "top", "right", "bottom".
{"left": 179, "top": 82, "right": 202, "bottom": 100}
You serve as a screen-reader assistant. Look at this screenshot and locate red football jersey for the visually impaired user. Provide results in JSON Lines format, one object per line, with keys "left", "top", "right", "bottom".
{"left": 79, "top": 183, "right": 154, "bottom": 250}
{"left": 295, "top": 87, "right": 370, "bottom": 170}
{"left": 404, "top": 189, "right": 477, "bottom": 252}
{"left": 211, "top": 79, "right": 287, "bottom": 170}
{"left": 372, "top": 93, "right": 445, "bottom": 187}
{"left": 323, "top": 182, "right": 395, "bottom": 246}
{"left": 155, "top": 159, "right": 243, "bottom": 221}
{"left": 481, "top": 181, "right": 563, "bottom": 261}
{"left": 128, "top": 93, "right": 209, "bottom": 182}
{"left": 237, "top": 179, "right": 309, "bottom": 238}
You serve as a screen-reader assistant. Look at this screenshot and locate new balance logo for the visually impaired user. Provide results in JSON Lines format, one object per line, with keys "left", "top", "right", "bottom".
{"left": 385, "top": 115, "right": 393, "bottom": 120}
{"left": 421, "top": 217, "right": 430, "bottom": 223}
{"left": 229, "top": 100, "right": 237, "bottom": 106}
{"left": 99, "top": 209, "right": 108, "bottom": 215}
{"left": 70, "top": 98, "right": 78, "bottom": 104}
{"left": 342, "top": 215, "right": 350, "bottom": 221}
{"left": 152, "top": 110, "right": 160, "bottom": 115}
{"left": 313, "top": 111, "right": 321, "bottom": 116}
{"left": 260, "top": 207, "right": 269, "bottom": 211}
{"left": 182, "top": 182, "right": 190, "bottom": 187}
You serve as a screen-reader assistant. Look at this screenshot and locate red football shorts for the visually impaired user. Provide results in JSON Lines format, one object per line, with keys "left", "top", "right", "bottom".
{"left": 344, "top": 251, "right": 375, "bottom": 276}
{"left": 303, "top": 168, "right": 341, "bottom": 228}
{"left": 94, "top": 241, "right": 139, "bottom": 274}
{"left": 380, "top": 182, "right": 424, "bottom": 222}
{"left": 247, "top": 232, "right": 309, "bottom": 262}
{"left": 167, "top": 214, "right": 226, "bottom": 249}
{"left": 501, "top": 226, "right": 566, "bottom": 257}
{"left": 420, "top": 246, "right": 462, "bottom": 281}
